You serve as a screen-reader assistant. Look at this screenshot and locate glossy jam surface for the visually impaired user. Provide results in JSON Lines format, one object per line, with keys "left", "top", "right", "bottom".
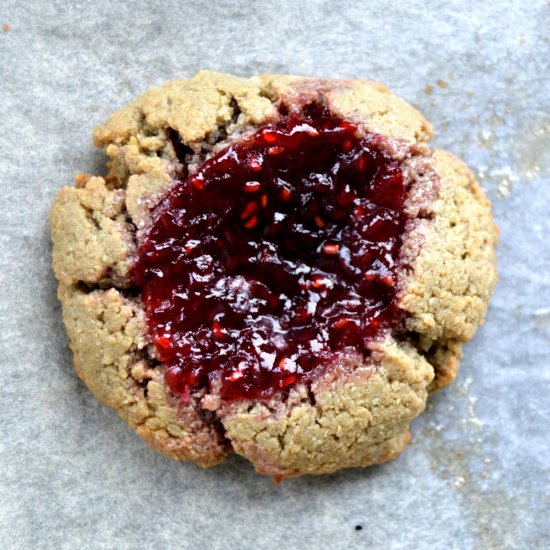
{"left": 134, "top": 106, "right": 407, "bottom": 400}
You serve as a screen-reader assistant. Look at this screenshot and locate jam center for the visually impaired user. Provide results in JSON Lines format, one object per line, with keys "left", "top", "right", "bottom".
{"left": 134, "top": 106, "right": 407, "bottom": 400}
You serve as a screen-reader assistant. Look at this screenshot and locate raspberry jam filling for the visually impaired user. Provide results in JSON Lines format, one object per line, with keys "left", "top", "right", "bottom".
{"left": 134, "top": 105, "right": 407, "bottom": 401}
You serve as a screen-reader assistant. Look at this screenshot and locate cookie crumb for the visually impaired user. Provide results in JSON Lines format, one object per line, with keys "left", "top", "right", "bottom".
{"left": 2, "top": 23, "right": 9, "bottom": 32}
{"left": 492, "top": 166, "right": 516, "bottom": 198}
{"left": 74, "top": 173, "right": 92, "bottom": 188}
{"left": 130, "top": 363, "right": 146, "bottom": 381}
{"left": 453, "top": 475, "right": 466, "bottom": 489}
{"left": 498, "top": 181, "right": 511, "bottom": 198}
{"left": 518, "top": 37, "right": 526, "bottom": 45}
{"left": 436, "top": 79, "right": 449, "bottom": 89}
{"left": 424, "top": 84, "right": 434, "bottom": 95}
{"left": 533, "top": 307, "right": 550, "bottom": 331}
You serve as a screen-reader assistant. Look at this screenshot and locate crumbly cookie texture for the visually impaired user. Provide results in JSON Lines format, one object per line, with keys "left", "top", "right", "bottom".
{"left": 50, "top": 71, "right": 497, "bottom": 477}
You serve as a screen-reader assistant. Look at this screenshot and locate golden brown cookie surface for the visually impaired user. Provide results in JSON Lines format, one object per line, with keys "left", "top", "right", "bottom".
{"left": 51, "top": 71, "right": 497, "bottom": 477}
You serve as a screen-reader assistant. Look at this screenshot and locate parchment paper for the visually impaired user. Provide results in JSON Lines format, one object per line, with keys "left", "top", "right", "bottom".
{"left": 1, "top": 1, "right": 549, "bottom": 548}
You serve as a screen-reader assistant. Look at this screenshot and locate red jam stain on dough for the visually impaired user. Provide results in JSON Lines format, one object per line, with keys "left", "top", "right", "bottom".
{"left": 134, "top": 105, "right": 407, "bottom": 401}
